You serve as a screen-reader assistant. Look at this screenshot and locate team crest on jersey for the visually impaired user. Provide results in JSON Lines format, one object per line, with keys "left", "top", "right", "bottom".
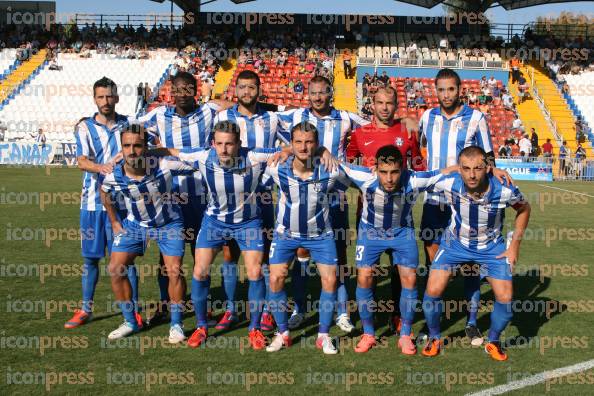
{"left": 395, "top": 137, "right": 404, "bottom": 147}
{"left": 313, "top": 182, "right": 323, "bottom": 192}
{"left": 255, "top": 119, "right": 265, "bottom": 128}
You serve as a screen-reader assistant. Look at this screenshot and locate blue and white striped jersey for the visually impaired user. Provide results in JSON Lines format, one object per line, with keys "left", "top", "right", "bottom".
{"left": 214, "top": 104, "right": 288, "bottom": 149}
{"left": 74, "top": 113, "right": 130, "bottom": 211}
{"left": 340, "top": 163, "right": 443, "bottom": 230}
{"left": 277, "top": 107, "right": 369, "bottom": 160}
{"left": 264, "top": 157, "right": 350, "bottom": 238}
{"left": 430, "top": 173, "right": 525, "bottom": 250}
{"left": 101, "top": 157, "right": 196, "bottom": 228}
{"left": 419, "top": 105, "right": 493, "bottom": 205}
{"left": 178, "top": 147, "right": 279, "bottom": 224}
{"left": 136, "top": 103, "right": 220, "bottom": 197}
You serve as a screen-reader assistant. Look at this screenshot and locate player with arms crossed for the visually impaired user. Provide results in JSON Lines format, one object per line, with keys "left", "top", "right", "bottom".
{"left": 419, "top": 68, "right": 511, "bottom": 344}
{"left": 421, "top": 146, "right": 530, "bottom": 361}
{"left": 346, "top": 86, "right": 424, "bottom": 335}
{"left": 65, "top": 77, "right": 142, "bottom": 330}
{"left": 340, "top": 145, "right": 456, "bottom": 354}
{"left": 100, "top": 124, "right": 194, "bottom": 343}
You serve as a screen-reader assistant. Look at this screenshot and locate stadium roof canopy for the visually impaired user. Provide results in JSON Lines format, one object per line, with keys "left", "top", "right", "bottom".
{"left": 164, "top": 0, "right": 592, "bottom": 13}
{"left": 397, "top": 0, "right": 592, "bottom": 11}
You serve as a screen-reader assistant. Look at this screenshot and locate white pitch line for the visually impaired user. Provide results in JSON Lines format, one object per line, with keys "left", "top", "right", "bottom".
{"left": 537, "top": 184, "right": 594, "bottom": 198}
{"left": 465, "top": 359, "right": 594, "bottom": 396}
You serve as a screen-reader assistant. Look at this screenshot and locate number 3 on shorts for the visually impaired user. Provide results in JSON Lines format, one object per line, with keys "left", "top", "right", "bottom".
{"left": 355, "top": 245, "right": 364, "bottom": 261}
{"left": 269, "top": 242, "right": 276, "bottom": 259}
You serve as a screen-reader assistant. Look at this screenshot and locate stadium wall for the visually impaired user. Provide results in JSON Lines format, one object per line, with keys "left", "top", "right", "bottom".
{"left": 356, "top": 66, "right": 509, "bottom": 82}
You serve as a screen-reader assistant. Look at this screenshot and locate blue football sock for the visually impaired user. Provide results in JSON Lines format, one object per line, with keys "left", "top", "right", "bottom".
{"left": 464, "top": 275, "right": 481, "bottom": 326}
{"left": 488, "top": 300, "right": 513, "bottom": 342}
{"left": 400, "top": 287, "right": 418, "bottom": 336}
{"left": 81, "top": 257, "right": 100, "bottom": 313}
{"left": 221, "top": 261, "right": 237, "bottom": 313}
{"left": 422, "top": 293, "right": 443, "bottom": 339}
{"left": 291, "top": 257, "right": 309, "bottom": 314}
{"left": 170, "top": 303, "right": 184, "bottom": 326}
{"left": 268, "top": 290, "right": 288, "bottom": 333}
{"left": 262, "top": 263, "right": 270, "bottom": 314}
{"left": 127, "top": 264, "right": 139, "bottom": 312}
{"left": 191, "top": 277, "right": 210, "bottom": 328}
{"left": 319, "top": 290, "right": 337, "bottom": 333}
{"left": 158, "top": 265, "right": 169, "bottom": 302}
{"left": 356, "top": 286, "right": 375, "bottom": 336}
{"left": 119, "top": 300, "right": 137, "bottom": 329}
{"left": 337, "top": 281, "right": 348, "bottom": 316}
{"left": 248, "top": 278, "right": 266, "bottom": 330}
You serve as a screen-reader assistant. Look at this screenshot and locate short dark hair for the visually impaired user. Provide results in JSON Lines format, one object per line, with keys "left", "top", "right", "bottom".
{"left": 375, "top": 145, "right": 403, "bottom": 167}
{"left": 236, "top": 69, "right": 260, "bottom": 87}
{"left": 120, "top": 123, "right": 148, "bottom": 144}
{"left": 93, "top": 77, "right": 117, "bottom": 96}
{"left": 435, "top": 68, "right": 461, "bottom": 87}
{"left": 212, "top": 120, "right": 240, "bottom": 142}
{"left": 458, "top": 145, "right": 487, "bottom": 163}
{"left": 290, "top": 121, "right": 318, "bottom": 143}
{"left": 172, "top": 71, "right": 197, "bottom": 94}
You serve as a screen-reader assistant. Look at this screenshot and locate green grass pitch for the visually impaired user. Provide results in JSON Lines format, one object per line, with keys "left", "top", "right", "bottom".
{"left": 1, "top": 167, "right": 593, "bottom": 395}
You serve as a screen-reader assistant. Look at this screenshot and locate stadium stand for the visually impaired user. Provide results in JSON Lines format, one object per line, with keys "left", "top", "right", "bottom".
{"left": 0, "top": 50, "right": 175, "bottom": 143}
{"left": 560, "top": 71, "right": 594, "bottom": 143}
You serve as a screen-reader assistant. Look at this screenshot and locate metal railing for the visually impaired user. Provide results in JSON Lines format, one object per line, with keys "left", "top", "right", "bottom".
{"left": 357, "top": 57, "right": 507, "bottom": 70}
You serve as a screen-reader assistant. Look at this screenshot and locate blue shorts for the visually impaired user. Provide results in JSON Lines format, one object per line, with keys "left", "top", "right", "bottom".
{"left": 180, "top": 195, "right": 207, "bottom": 243}
{"left": 196, "top": 216, "right": 264, "bottom": 251}
{"left": 80, "top": 210, "right": 117, "bottom": 259}
{"left": 355, "top": 223, "right": 419, "bottom": 268}
{"left": 419, "top": 202, "right": 452, "bottom": 244}
{"left": 431, "top": 238, "right": 512, "bottom": 281}
{"left": 111, "top": 219, "right": 185, "bottom": 257}
{"left": 269, "top": 231, "right": 338, "bottom": 265}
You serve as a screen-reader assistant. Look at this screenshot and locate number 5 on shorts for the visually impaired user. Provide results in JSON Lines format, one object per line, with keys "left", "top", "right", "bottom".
{"left": 269, "top": 242, "right": 276, "bottom": 259}
{"left": 355, "top": 245, "right": 364, "bottom": 261}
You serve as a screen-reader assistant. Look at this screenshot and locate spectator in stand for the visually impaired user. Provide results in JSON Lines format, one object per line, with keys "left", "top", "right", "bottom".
{"left": 439, "top": 36, "right": 448, "bottom": 53}
{"left": 294, "top": 80, "right": 304, "bottom": 94}
{"left": 406, "top": 42, "right": 417, "bottom": 60}
{"left": 414, "top": 91, "right": 426, "bottom": 109}
{"left": 135, "top": 82, "right": 144, "bottom": 113}
{"left": 468, "top": 90, "right": 478, "bottom": 105}
{"left": 517, "top": 74, "right": 529, "bottom": 103}
{"left": 407, "top": 90, "right": 416, "bottom": 108}
{"left": 511, "top": 115, "right": 524, "bottom": 133}
{"left": 479, "top": 76, "right": 488, "bottom": 89}
{"left": 143, "top": 83, "right": 152, "bottom": 108}
{"left": 298, "top": 62, "right": 306, "bottom": 75}
{"left": 404, "top": 77, "right": 413, "bottom": 92}
{"left": 35, "top": 128, "right": 46, "bottom": 148}
{"left": 530, "top": 128, "right": 539, "bottom": 156}
{"left": 492, "top": 85, "right": 501, "bottom": 105}
{"left": 378, "top": 71, "right": 389, "bottom": 86}
{"left": 487, "top": 76, "right": 497, "bottom": 90}
{"left": 559, "top": 140, "right": 569, "bottom": 176}
{"left": 519, "top": 133, "right": 532, "bottom": 161}
{"left": 510, "top": 55, "right": 521, "bottom": 84}
{"left": 498, "top": 140, "right": 512, "bottom": 158}
{"left": 342, "top": 48, "right": 353, "bottom": 80}
{"left": 276, "top": 51, "right": 287, "bottom": 66}
{"left": 279, "top": 73, "right": 289, "bottom": 89}
{"left": 413, "top": 79, "right": 424, "bottom": 92}
{"left": 502, "top": 90, "right": 515, "bottom": 111}
{"left": 542, "top": 138, "right": 553, "bottom": 161}
{"left": 575, "top": 144, "right": 586, "bottom": 177}
{"left": 361, "top": 100, "right": 373, "bottom": 119}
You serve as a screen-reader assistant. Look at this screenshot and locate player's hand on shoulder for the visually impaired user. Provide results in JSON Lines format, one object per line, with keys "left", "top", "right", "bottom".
{"left": 318, "top": 148, "right": 338, "bottom": 172}
{"left": 402, "top": 117, "right": 419, "bottom": 137}
{"left": 492, "top": 167, "right": 514, "bottom": 186}
{"left": 268, "top": 149, "right": 290, "bottom": 166}
{"left": 99, "top": 163, "right": 114, "bottom": 175}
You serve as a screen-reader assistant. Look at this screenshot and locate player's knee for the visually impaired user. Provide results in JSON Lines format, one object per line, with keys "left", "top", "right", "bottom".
{"left": 192, "top": 268, "right": 209, "bottom": 281}
{"left": 320, "top": 273, "right": 337, "bottom": 292}
{"left": 107, "top": 262, "right": 126, "bottom": 278}
{"left": 268, "top": 273, "right": 286, "bottom": 291}
{"left": 356, "top": 271, "right": 373, "bottom": 288}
